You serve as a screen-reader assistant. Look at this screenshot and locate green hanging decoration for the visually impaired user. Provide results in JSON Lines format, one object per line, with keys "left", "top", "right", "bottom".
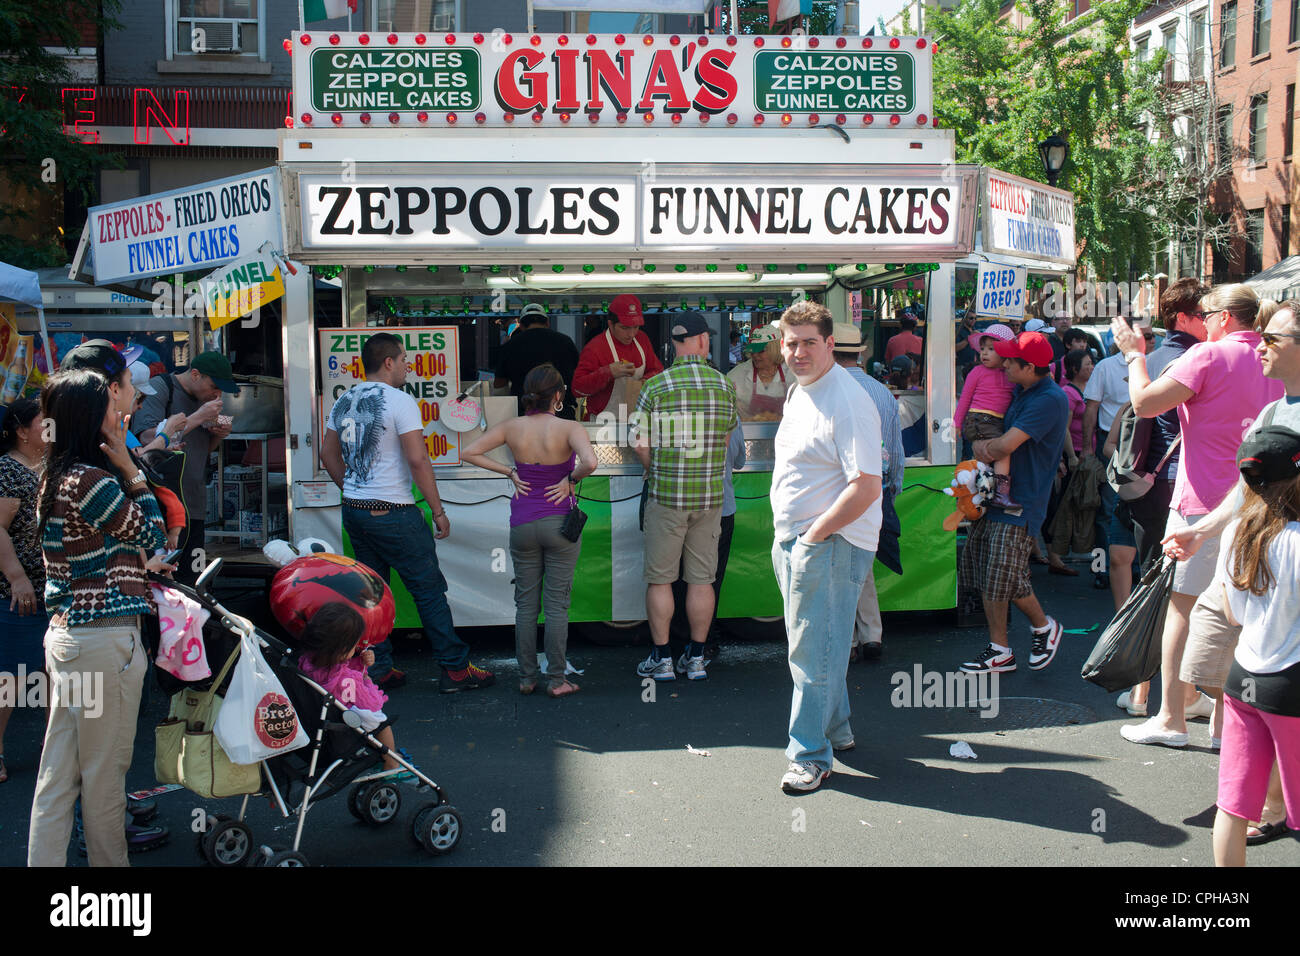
{"left": 363, "top": 265, "right": 377, "bottom": 273}
{"left": 765, "top": 264, "right": 777, "bottom": 272}
{"left": 426, "top": 265, "right": 439, "bottom": 274}
{"left": 490, "top": 264, "right": 502, "bottom": 274}
{"left": 583, "top": 264, "right": 595, "bottom": 274}
{"left": 674, "top": 264, "right": 687, "bottom": 273}
{"left": 520, "top": 264, "right": 533, "bottom": 273}
{"left": 736, "top": 263, "right": 748, "bottom": 272}
{"left": 795, "top": 263, "right": 808, "bottom": 272}
{"left": 613, "top": 263, "right": 626, "bottom": 273}
{"left": 644, "top": 263, "right": 657, "bottom": 273}
{"left": 395, "top": 265, "right": 407, "bottom": 273}
{"left": 856, "top": 263, "right": 868, "bottom": 271}
{"left": 705, "top": 263, "right": 718, "bottom": 273}
{"left": 459, "top": 265, "right": 471, "bottom": 274}
{"left": 552, "top": 264, "right": 565, "bottom": 273}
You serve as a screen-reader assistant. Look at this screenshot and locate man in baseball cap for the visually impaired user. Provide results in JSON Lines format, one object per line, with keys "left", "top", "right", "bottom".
{"left": 572, "top": 294, "right": 664, "bottom": 419}
{"left": 958, "top": 328, "right": 1069, "bottom": 679}
{"left": 131, "top": 351, "right": 237, "bottom": 584}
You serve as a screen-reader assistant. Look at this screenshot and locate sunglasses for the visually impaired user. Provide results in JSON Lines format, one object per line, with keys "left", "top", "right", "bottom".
{"left": 1259, "top": 330, "right": 1300, "bottom": 348}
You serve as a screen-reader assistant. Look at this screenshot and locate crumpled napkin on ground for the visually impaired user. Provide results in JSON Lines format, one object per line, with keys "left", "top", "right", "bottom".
{"left": 539, "top": 660, "right": 585, "bottom": 676}
{"left": 949, "top": 741, "right": 978, "bottom": 760}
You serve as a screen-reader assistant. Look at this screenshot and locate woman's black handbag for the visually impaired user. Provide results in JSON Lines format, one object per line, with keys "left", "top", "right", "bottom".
{"left": 560, "top": 483, "right": 587, "bottom": 542}
{"left": 1080, "top": 558, "right": 1175, "bottom": 692}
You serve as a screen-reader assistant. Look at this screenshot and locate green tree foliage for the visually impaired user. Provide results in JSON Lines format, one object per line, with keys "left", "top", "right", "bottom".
{"left": 926, "top": 0, "right": 1178, "bottom": 279}
{"left": 0, "top": 0, "right": 123, "bottom": 268}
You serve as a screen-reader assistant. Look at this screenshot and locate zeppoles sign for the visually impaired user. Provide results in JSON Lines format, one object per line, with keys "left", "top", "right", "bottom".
{"left": 291, "top": 32, "right": 933, "bottom": 125}
{"left": 294, "top": 171, "right": 968, "bottom": 253}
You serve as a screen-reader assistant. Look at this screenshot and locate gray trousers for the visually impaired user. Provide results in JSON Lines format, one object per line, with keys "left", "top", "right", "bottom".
{"left": 510, "top": 515, "right": 582, "bottom": 684}
{"left": 852, "top": 565, "right": 883, "bottom": 648}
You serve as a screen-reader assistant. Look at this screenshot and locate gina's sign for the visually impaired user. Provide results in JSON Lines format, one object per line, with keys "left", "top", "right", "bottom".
{"left": 292, "top": 167, "right": 975, "bottom": 257}
{"left": 292, "top": 32, "right": 933, "bottom": 126}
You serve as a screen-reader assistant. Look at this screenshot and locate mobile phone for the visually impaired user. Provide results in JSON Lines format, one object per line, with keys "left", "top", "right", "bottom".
{"left": 163, "top": 549, "right": 184, "bottom": 566}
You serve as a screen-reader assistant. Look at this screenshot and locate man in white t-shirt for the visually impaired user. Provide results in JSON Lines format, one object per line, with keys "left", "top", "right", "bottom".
{"left": 770, "top": 301, "right": 883, "bottom": 794}
{"left": 321, "top": 332, "right": 495, "bottom": 695}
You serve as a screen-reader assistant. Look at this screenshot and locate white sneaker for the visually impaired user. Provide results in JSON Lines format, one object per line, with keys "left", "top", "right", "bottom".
{"left": 960, "top": 644, "right": 1016, "bottom": 674}
{"left": 636, "top": 652, "right": 675, "bottom": 681}
{"left": 1116, "top": 690, "right": 1148, "bottom": 717}
{"left": 1120, "top": 718, "right": 1189, "bottom": 748}
{"left": 780, "top": 761, "right": 830, "bottom": 793}
{"left": 675, "top": 650, "right": 708, "bottom": 680}
{"left": 1185, "top": 692, "right": 1215, "bottom": 720}
{"left": 1028, "top": 617, "right": 1063, "bottom": 670}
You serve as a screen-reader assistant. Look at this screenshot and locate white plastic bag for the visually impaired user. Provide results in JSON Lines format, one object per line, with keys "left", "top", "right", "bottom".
{"left": 214, "top": 633, "right": 310, "bottom": 764}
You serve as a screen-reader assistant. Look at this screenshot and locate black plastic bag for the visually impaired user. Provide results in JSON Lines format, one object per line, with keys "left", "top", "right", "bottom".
{"left": 1081, "top": 559, "right": 1174, "bottom": 692}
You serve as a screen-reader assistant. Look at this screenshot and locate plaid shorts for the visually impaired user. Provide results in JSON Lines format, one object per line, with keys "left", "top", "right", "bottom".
{"left": 958, "top": 519, "right": 1034, "bottom": 602}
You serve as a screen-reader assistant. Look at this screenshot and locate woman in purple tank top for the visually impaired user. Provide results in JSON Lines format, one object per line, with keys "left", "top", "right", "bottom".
{"left": 464, "top": 364, "right": 598, "bottom": 696}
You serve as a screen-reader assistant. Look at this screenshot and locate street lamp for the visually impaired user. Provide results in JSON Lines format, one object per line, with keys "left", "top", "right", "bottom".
{"left": 1037, "top": 134, "right": 1069, "bottom": 187}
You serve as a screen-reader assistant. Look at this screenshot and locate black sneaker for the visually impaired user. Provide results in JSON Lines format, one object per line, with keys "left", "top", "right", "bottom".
{"left": 77, "top": 822, "right": 170, "bottom": 857}
{"left": 375, "top": 668, "right": 408, "bottom": 690}
{"left": 127, "top": 796, "right": 158, "bottom": 824}
{"left": 861, "top": 642, "right": 882, "bottom": 662}
{"left": 439, "top": 662, "right": 496, "bottom": 693}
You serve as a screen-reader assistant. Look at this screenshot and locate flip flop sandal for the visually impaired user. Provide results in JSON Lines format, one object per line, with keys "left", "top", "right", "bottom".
{"left": 1246, "top": 821, "right": 1290, "bottom": 846}
{"left": 519, "top": 679, "right": 538, "bottom": 695}
{"left": 546, "top": 680, "right": 580, "bottom": 698}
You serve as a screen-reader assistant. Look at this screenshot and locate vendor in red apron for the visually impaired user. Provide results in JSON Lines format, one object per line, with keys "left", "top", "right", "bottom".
{"left": 726, "top": 324, "right": 789, "bottom": 420}
{"left": 572, "top": 294, "right": 665, "bottom": 420}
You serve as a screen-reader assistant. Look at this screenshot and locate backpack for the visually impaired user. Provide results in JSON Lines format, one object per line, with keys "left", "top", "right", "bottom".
{"left": 1105, "top": 404, "right": 1173, "bottom": 501}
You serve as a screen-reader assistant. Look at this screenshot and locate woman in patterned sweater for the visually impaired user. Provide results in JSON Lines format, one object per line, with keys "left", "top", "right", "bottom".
{"left": 26, "top": 367, "right": 172, "bottom": 868}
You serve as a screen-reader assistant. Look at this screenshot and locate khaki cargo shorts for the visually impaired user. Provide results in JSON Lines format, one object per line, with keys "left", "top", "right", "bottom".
{"left": 643, "top": 498, "right": 722, "bottom": 585}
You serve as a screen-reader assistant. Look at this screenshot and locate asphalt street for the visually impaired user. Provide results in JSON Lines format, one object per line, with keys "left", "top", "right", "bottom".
{"left": 2, "top": 557, "right": 1297, "bottom": 869}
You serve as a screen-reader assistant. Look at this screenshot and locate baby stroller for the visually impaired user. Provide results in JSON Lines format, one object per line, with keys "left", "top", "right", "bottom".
{"left": 154, "top": 558, "right": 463, "bottom": 867}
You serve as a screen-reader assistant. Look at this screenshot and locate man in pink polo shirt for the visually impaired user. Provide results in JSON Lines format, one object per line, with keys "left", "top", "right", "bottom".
{"left": 1109, "top": 284, "right": 1284, "bottom": 748}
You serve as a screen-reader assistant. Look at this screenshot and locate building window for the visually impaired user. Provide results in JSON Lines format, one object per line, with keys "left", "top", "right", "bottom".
{"left": 1283, "top": 204, "right": 1292, "bottom": 258}
{"left": 1246, "top": 209, "right": 1266, "bottom": 274}
{"left": 375, "top": 0, "right": 457, "bottom": 32}
{"left": 1219, "top": 104, "right": 1235, "bottom": 165}
{"left": 1134, "top": 33, "right": 1150, "bottom": 60}
{"left": 1251, "top": 94, "right": 1269, "bottom": 162}
{"left": 1162, "top": 23, "right": 1178, "bottom": 80}
{"left": 1178, "top": 242, "right": 1198, "bottom": 276}
{"left": 1291, "top": 0, "right": 1300, "bottom": 43}
{"left": 1254, "top": 0, "right": 1272, "bottom": 56}
{"left": 1288, "top": 85, "right": 1296, "bottom": 158}
{"left": 1223, "top": 1, "right": 1238, "bottom": 66}
{"left": 1191, "top": 11, "right": 1207, "bottom": 74}
{"left": 174, "top": 0, "right": 261, "bottom": 56}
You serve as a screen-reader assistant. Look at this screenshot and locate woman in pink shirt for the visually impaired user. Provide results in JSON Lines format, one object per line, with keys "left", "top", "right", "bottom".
{"left": 1112, "top": 284, "right": 1285, "bottom": 749}
{"left": 954, "top": 323, "right": 1018, "bottom": 508}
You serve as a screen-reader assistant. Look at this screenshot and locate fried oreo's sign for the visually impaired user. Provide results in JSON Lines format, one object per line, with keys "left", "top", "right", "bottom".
{"left": 297, "top": 172, "right": 966, "bottom": 253}
{"left": 292, "top": 32, "right": 933, "bottom": 126}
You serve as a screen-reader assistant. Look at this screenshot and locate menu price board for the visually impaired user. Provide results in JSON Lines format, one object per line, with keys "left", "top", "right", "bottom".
{"left": 318, "top": 326, "right": 462, "bottom": 466}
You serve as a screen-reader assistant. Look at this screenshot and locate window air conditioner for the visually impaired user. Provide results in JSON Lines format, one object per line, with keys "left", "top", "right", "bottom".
{"left": 197, "top": 19, "right": 242, "bottom": 53}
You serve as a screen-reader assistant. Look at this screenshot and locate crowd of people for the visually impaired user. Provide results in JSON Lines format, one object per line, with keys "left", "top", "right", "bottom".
{"left": 3, "top": 280, "right": 1297, "bottom": 864}
{"left": 954, "top": 281, "right": 1300, "bottom": 863}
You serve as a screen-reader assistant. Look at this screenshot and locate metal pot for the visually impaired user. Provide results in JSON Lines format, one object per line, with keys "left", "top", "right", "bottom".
{"left": 225, "top": 375, "right": 284, "bottom": 434}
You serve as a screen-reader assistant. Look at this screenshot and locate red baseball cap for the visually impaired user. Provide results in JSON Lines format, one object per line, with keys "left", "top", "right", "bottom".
{"left": 994, "top": 331, "right": 1054, "bottom": 367}
{"left": 609, "top": 294, "right": 644, "bottom": 327}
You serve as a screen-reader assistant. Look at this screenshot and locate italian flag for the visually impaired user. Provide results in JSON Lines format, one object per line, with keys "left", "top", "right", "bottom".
{"left": 302, "top": 0, "right": 356, "bottom": 22}
{"left": 768, "top": 0, "right": 813, "bottom": 26}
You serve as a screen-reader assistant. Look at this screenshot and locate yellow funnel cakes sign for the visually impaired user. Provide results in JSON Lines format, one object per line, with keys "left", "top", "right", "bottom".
{"left": 202, "top": 255, "right": 285, "bottom": 330}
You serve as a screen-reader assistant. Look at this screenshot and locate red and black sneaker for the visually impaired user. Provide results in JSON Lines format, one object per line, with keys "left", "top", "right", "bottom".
{"left": 439, "top": 661, "right": 496, "bottom": 693}
{"left": 375, "top": 668, "right": 408, "bottom": 690}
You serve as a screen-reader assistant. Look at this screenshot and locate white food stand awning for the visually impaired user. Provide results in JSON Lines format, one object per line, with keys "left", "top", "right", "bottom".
{"left": 1245, "top": 255, "right": 1300, "bottom": 301}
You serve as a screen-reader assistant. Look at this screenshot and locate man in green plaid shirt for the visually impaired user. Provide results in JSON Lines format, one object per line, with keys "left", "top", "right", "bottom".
{"left": 632, "top": 311, "right": 740, "bottom": 682}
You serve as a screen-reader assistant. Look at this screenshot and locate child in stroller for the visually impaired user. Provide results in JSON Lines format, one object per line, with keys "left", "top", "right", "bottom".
{"left": 160, "top": 558, "right": 463, "bottom": 866}
{"left": 296, "top": 602, "right": 409, "bottom": 777}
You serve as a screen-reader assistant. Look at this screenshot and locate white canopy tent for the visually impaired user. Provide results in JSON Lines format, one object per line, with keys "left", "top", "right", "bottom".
{"left": 1244, "top": 255, "right": 1300, "bottom": 302}
{"left": 0, "top": 262, "right": 55, "bottom": 377}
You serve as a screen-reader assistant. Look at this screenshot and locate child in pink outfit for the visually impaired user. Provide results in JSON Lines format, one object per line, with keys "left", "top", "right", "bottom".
{"left": 297, "top": 602, "right": 404, "bottom": 773}
{"left": 954, "top": 323, "right": 1020, "bottom": 509}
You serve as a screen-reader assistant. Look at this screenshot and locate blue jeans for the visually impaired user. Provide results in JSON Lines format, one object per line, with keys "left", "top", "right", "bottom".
{"left": 772, "top": 534, "right": 873, "bottom": 771}
{"left": 343, "top": 504, "right": 469, "bottom": 674}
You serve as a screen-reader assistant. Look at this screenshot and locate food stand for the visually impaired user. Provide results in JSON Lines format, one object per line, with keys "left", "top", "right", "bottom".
{"left": 278, "top": 28, "right": 1000, "bottom": 627}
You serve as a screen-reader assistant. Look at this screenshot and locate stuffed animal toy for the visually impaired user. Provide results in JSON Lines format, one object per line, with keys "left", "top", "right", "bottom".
{"left": 942, "top": 459, "right": 993, "bottom": 531}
